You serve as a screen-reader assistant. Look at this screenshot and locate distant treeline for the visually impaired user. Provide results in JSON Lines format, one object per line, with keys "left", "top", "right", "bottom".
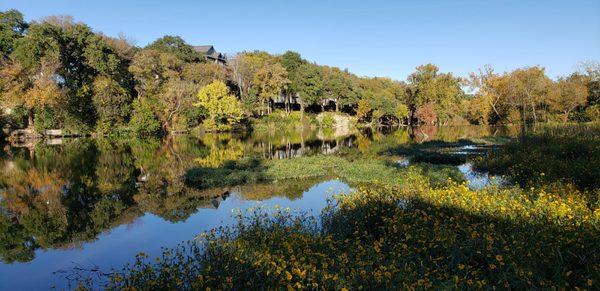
{"left": 0, "top": 9, "right": 598, "bottom": 136}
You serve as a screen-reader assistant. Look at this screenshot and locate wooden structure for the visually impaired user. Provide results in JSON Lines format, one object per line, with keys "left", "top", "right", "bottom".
{"left": 193, "top": 45, "right": 227, "bottom": 65}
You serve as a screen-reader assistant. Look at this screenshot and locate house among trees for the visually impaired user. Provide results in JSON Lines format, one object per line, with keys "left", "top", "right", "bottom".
{"left": 193, "top": 45, "right": 227, "bottom": 65}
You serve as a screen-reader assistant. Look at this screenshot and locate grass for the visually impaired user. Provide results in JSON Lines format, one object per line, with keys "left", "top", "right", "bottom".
{"left": 474, "top": 123, "right": 600, "bottom": 206}
{"left": 251, "top": 110, "right": 315, "bottom": 133}
{"left": 185, "top": 155, "right": 463, "bottom": 190}
{"left": 382, "top": 139, "right": 492, "bottom": 165}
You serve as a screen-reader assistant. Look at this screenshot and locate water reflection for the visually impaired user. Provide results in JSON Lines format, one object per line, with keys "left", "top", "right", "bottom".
{"left": 458, "top": 163, "right": 507, "bottom": 190}
{"left": 0, "top": 125, "right": 515, "bottom": 289}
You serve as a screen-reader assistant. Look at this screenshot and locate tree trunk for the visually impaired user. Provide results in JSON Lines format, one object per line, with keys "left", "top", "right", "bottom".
{"left": 335, "top": 100, "right": 339, "bottom": 112}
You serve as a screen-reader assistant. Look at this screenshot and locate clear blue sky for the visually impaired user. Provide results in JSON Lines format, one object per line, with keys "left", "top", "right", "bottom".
{"left": 2, "top": 0, "right": 599, "bottom": 80}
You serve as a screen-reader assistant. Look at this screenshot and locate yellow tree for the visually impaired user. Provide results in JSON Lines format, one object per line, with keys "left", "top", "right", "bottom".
{"left": 0, "top": 57, "right": 65, "bottom": 129}
{"left": 505, "top": 66, "right": 552, "bottom": 124}
{"left": 253, "top": 62, "right": 289, "bottom": 115}
{"left": 549, "top": 74, "right": 588, "bottom": 123}
{"left": 195, "top": 80, "right": 243, "bottom": 131}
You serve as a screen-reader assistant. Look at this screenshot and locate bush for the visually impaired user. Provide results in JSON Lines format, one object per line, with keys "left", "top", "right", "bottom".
{"left": 320, "top": 113, "right": 336, "bottom": 128}
{"left": 252, "top": 110, "right": 312, "bottom": 132}
{"left": 33, "top": 107, "right": 56, "bottom": 132}
{"left": 129, "top": 99, "right": 161, "bottom": 136}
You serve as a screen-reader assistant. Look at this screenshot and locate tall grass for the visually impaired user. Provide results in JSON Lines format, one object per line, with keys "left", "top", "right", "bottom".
{"left": 474, "top": 123, "right": 600, "bottom": 206}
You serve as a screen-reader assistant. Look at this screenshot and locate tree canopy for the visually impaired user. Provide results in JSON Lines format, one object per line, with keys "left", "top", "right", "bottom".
{"left": 1, "top": 8, "right": 598, "bottom": 137}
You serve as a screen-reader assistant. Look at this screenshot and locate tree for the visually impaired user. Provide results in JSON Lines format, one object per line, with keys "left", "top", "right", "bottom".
{"left": 549, "top": 74, "right": 588, "bottom": 123}
{"left": 576, "top": 61, "right": 600, "bottom": 119}
{"left": 92, "top": 76, "right": 131, "bottom": 132}
{"left": 321, "top": 67, "right": 357, "bottom": 112}
{"left": 356, "top": 77, "right": 406, "bottom": 125}
{"left": 253, "top": 62, "right": 289, "bottom": 115}
{"left": 279, "top": 51, "right": 306, "bottom": 112}
{"left": 228, "top": 51, "right": 273, "bottom": 102}
{"left": 4, "top": 17, "right": 133, "bottom": 132}
{"left": 415, "top": 102, "right": 437, "bottom": 125}
{"left": 465, "top": 94, "right": 493, "bottom": 125}
{"left": 145, "top": 35, "right": 203, "bottom": 63}
{"left": 0, "top": 9, "right": 28, "bottom": 59}
{"left": 468, "top": 65, "right": 511, "bottom": 124}
{"left": 159, "top": 79, "right": 201, "bottom": 132}
{"left": 407, "top": 64, "right": 463, "bottom": 125}
{"left": 129, "top": 98, "right": 161, "bottom": 135}
{"left": 195, "top": 80, "right": 243, "bottom": 131}
{"left": 394, "top": 103, "right": 410, "bottom": 125}
{"left": 356, "top": 99, "right": 372, "bottom": 122}
{"left": 279, "top": 51, "right": 304, "bottom": 74}
{"left": 129, "top": 49, "right": 183, "bottom": 99}
{"left": 182, "top": 62, "right": 227, "bottom": 86}
{"left": 505, "top": 66, "right": 552, "bottom": 124}
{"left": 292, "top": 63, "right": 323, "bottom": 112}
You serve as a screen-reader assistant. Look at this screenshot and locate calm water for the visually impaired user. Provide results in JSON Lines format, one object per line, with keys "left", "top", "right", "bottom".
{"left": 0, "top": 126, "right": 516, "bottom": 289}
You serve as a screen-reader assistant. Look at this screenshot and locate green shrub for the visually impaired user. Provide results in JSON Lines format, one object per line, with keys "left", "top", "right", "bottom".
{"left": 320, "top": 113, "right": 336, "bottom": 128}
{"left": 129, "top": 99, "right": 161, "bottom": 136}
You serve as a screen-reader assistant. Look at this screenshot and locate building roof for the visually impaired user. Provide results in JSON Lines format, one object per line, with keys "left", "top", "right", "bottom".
{"left": 193, "top": 45, "right": 213, "bottom": 53}
{"left": 208, "top": 51, "right": 221, "bottom": 59}
{"left": 193, "top": 45, "right": 226, "bottom": 62}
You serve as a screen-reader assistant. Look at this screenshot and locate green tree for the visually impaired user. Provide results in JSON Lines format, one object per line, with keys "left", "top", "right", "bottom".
{"left": 279, "top": 51, "right": 306, "bottom": 112}
{"left": 292, "top": 63, "right": 323, "bottom": 112}
{"left": 92, "top": 76, "right": 132, "bottom": 132}
{"left": 321, "top": 67, "right": 357, "bottom": 112}
{"left": 0, "top": 9, "right": 28, "bottom": 59}
{"left": 129, "top": 97, "right": 161, "bottom": 135}
{"left": 5, "top": 17, "right": 133, "bottom": 132}
{"left": 356, "top": 77, "right": 406, "bottom": 125}
{"left": 407, "top": 64, "right": 463, "bottom": 125}
{"left": 253, "top": 62, "right": 289, "bottom": 115}
{"left": 195, "top": 80, "right": 243, "bottom": 131}
{"left": 129, "top": 49, "right": 183, "bottom": 99}
{"left": 145, "top": 35, "right": 204, "bottom": 63}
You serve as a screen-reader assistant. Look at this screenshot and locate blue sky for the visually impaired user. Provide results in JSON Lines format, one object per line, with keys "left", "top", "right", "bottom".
{"left": 2, "top": 0, "right": 599, "bottom": 80}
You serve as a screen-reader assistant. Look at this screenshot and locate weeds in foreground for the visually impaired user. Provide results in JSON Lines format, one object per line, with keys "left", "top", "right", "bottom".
{"left": 474, "top": 123, "right": 600, "bottom": 206}
{"left": 86, "top": 177, "right": 598, "bottom": 290}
